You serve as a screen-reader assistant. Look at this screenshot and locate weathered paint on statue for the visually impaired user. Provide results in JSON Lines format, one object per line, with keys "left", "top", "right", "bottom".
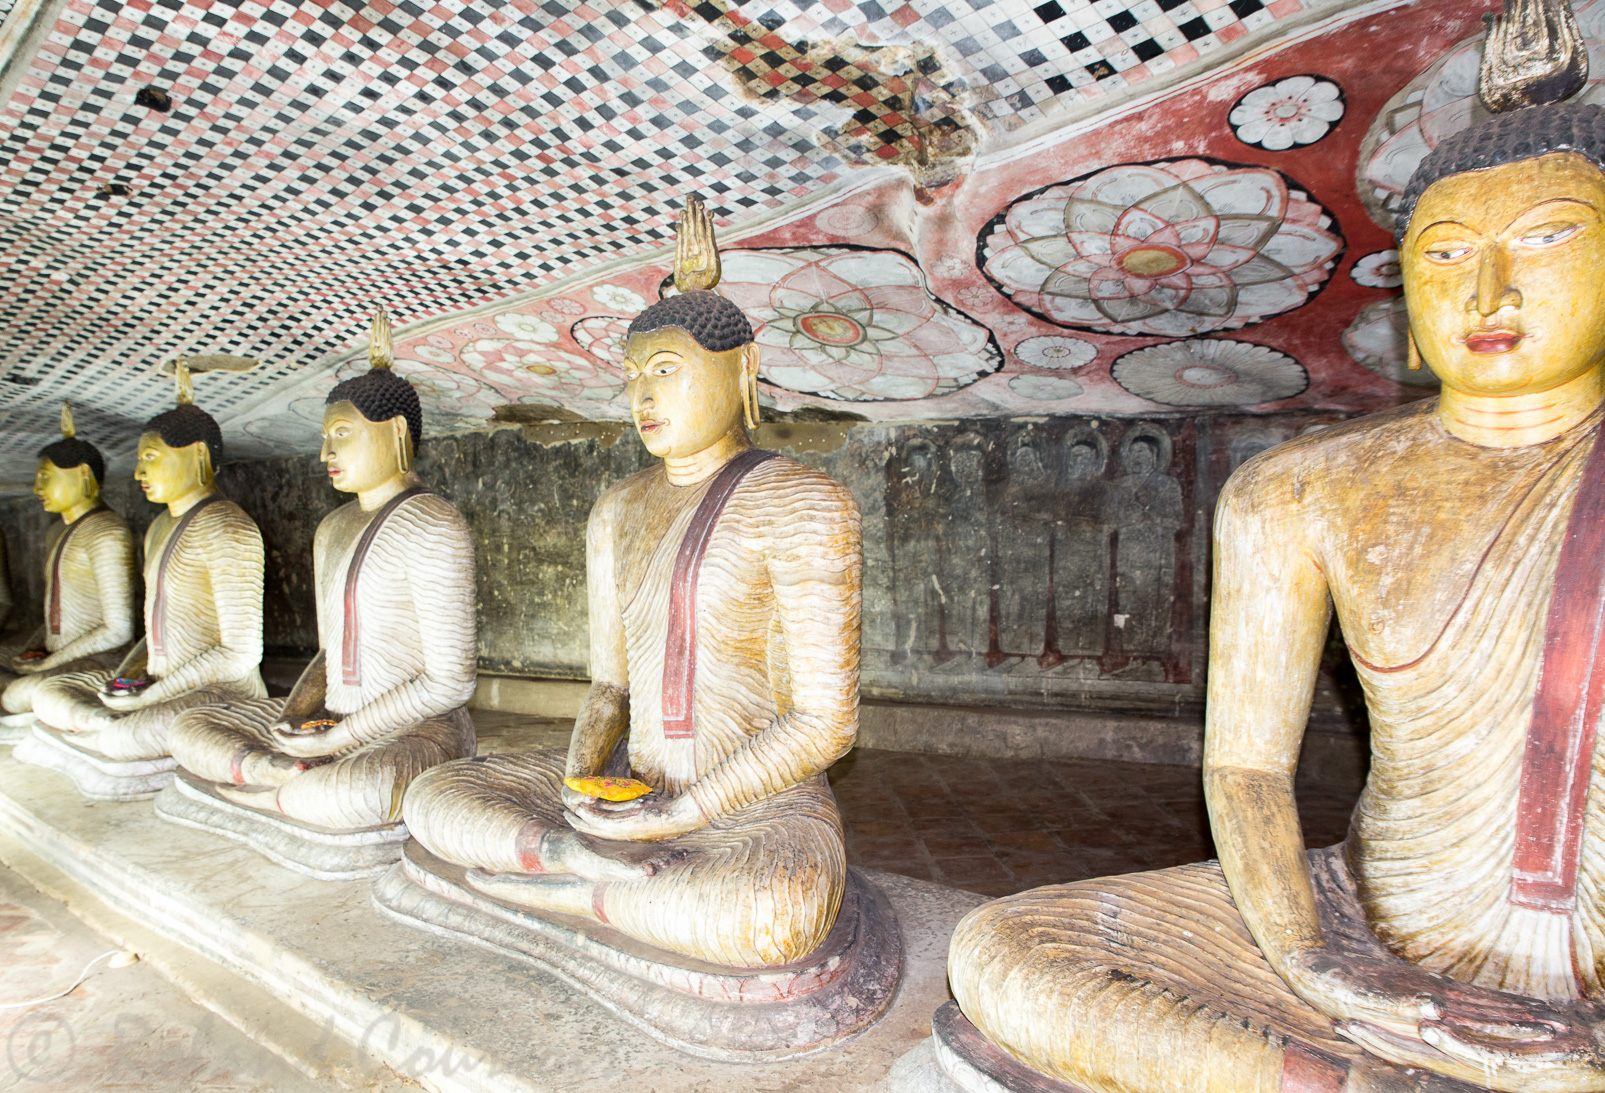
{"left": 168, "top": 309, "right": 477, "bottom": 831}
{"left": 0, "top": 404, "right": 137, "bottom": 722}
{"left": 401, "top": 197, "right": 865, "bottom": 967}
{"left": 945, "top": 17, "right": 1605, "bottom": 1093}
{"left": 29, "top": 369, "right": 267, "bottom": 761}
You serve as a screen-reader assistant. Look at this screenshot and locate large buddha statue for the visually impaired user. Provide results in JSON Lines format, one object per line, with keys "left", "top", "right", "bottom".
{"left": 940, "top": 10, "right": 1605, "bottom": 1093}
{"left": 159, "top": 310, "right": 477, "bottom": 877}
{"left": 0, "top": 404, "right": 137, "bottom": 740}
{"left": 19, "top": 364, "right": 266, "bottom": 800}
{"left": 375, "top": 198, "right": 899, "bottom": 1059}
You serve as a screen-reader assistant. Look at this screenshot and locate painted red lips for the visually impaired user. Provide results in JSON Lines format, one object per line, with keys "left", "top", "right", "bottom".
{"left": 1465, "top": 331, "right": 1525, "bottom": 354}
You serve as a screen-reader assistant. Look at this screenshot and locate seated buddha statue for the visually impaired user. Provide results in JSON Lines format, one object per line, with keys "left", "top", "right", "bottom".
{"left": 0, "top": 403, "right": 137, "bottom": 736}
{"left": 164, "top": 309, "right": 477, "bottom": 847}
{"left": 944, "top": 18, "right": 1605, "bottom": 1093}
{"left": 24, "top": 364, "right": 266, "bottom": 790}
{"left": 395, "top": 198, "right": 873, "bottom": 981}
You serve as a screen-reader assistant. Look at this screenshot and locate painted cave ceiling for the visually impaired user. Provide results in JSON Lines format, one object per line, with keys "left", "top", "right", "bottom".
{"left": 0, "top": 0, "right": 1525, "bottom": 481}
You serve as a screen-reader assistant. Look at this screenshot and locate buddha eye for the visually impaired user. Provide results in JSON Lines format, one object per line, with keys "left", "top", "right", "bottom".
{"left": 1518, "top": 222, "right": 1581, "bottom": 246}
{"left": 1423, "top": 242, "right": 1474, "bottom": 262}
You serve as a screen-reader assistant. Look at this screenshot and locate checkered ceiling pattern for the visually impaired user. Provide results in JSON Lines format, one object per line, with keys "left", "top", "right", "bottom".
{"left": 0, "top": 0, "right": 1321, "bottom": 481}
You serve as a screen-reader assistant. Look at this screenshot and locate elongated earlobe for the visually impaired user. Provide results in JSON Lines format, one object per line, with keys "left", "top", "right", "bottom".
{"left": 741, "top": 345, "right": 761, "bottom": 431}
{"left": 1407, "top": 328, "right": 1423, "bottom": 371}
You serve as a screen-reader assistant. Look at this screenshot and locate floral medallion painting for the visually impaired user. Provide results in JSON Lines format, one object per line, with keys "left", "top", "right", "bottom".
{"left": 701, "top": 247, "right": 1003, "bottom": 401}
{"left": 1111, "top": 338, "right": 1309, "bottom": 406}
{"left": 1229, "top": 75, "right": 1345, "bottom": 150}
{"left": 978, "top": 158, "right": 1344, "bottom": 337}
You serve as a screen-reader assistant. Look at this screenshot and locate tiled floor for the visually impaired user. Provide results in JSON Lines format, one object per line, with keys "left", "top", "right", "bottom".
{"left": 470, "top": 709, "right": 1366, "bottom": 900}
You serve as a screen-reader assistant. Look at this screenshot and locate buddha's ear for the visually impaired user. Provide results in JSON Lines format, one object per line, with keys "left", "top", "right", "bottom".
{"left": 194, "top": 440, "right": 214, "bottom": 485}
{"left": 393, "top": 415, "right": 414, "bottom": 474}
{"left": 78, "top": 463, "right": 98, "bottom": 497}
{"left": 740, "top": 342, "right": 761, "bottom": 431}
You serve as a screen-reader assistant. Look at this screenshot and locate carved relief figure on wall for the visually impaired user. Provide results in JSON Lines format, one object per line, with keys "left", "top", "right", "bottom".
{"left": 1051, "top": 429, "right": 1109, "bottom": 659}
{"left": 940, "top": 436, "right": 990, "bottom": 662}
{"left": 158, "top": 310, "right": 478, "bottom": 877}
{"left": 1109, "top": 427, "right": 1183, "bottom": 660}
{"left": 18, "top": 364, "right": 266, "bottom": 800}
{"left": 998, "top": 428, "right": 1054, "bottom": 659}
{"left": 941, "top": 4, "right": 1605, "bottom": 1090}
{"left": 376, "top": 196, "right": 899, "bottom": 1059}
{"left": 0, "top": 403, "right": 137, "bottom": 741}
{"left": 888, "top": 438, "right": 942, "bottom": 663}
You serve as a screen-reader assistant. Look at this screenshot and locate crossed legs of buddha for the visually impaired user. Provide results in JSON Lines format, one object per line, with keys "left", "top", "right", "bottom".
{"left": 30, "top": 669, "right": 251, "bottom": 760}
{"left": 403, "top": 750, "right": 847, "bottom": 968}
{"left": 947, "top": 848, "right": 1482, "bottom": 1093}
{"left": 168, "top": 698, "right": 476, "bottom": 830}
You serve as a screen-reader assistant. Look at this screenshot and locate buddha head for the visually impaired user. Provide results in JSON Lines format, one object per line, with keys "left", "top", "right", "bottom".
{"left": 34, "top": 401, "right": 104, "bottom": 517}
{"left": 321, "top": 307, "right": 423, "bottom": 495}
{"left": 137, "top": 361, "right": 223, "bottom": 506}
{"left": 623, "top": 196, "right": 761, "bottom": 460}
{"left": 1397, "top": 0, "right": 1605, "bottom": 404}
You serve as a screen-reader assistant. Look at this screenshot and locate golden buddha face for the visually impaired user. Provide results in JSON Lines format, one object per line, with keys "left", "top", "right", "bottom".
{"left": 33, "top": 458, "right": 96, "bottom": 514}
{"left": 134, "top": 433, "right": 210, "bottom": 504}
{"left": 623, "top": 327, "right": 757, "bottom": 459}
{"left": 1403, "top": 152, "right": 1605, "bottom": 398}
{"left": 320, "top": 401, "right": 410, "bottom": 494}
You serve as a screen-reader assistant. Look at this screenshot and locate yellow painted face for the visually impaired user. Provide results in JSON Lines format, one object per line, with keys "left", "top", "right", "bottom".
{"left": 1403, "top": 152, "right": 1605, "bottom": 398}
{"left": 33, "top": 458, "right": 94, "bottom": 514}
{"left": 134, "top": 433, "right": 207, "bottom": 504}
{"left": 623, "top": 327, "right": 753, "bottom": 459}
{"left": 320, "top": 400, "right": 408, "bottom": 494}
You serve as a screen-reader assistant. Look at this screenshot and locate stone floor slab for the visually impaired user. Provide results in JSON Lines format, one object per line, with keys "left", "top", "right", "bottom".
{"left": 0, "top": 751, "right": 983, "bottom": 1093}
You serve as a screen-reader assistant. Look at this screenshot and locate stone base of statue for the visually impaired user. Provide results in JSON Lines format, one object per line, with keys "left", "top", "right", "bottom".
{"left": 12, "top": 722, "right": 175, "bottom": 800}
{"left": 373, "top": 839, "right": 904, "bottom": 1061}
{"left": 155, "top": 769, "right": 409, "bottom": 881}
{"left": 914, "top": 1000, "right": 1088, "bottom": 1093}
{"left": 0, "top": 712, "right": 37, "bottom": 744}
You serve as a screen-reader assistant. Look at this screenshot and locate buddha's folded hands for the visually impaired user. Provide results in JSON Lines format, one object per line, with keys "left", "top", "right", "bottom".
{"left": 564, "top": 790, "right": 706, "bottom": 842}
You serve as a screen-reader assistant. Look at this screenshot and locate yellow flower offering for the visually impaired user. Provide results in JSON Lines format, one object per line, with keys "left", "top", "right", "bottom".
{"left": 564, "top": 775, "right": 653, "bottom": 802}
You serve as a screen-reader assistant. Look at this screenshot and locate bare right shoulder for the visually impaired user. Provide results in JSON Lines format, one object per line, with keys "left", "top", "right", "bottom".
{"left": 1216, "top": 401, "right": 1439, "bottom": 537}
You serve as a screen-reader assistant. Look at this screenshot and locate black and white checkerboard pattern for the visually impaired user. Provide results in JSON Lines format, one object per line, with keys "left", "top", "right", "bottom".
{"left": 0, "top": 0, "right": 1312, "bottom": 479}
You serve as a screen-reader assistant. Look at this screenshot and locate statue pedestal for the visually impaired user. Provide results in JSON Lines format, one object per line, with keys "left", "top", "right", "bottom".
{"left": 374, "top": 840, "right": 904, "bottom": 1061}
{"left": 155, "top": 769, "right": 408, "bottom": 880}
{"left": 12, "top": 722, "right": 174, "bottom": 800}
{"left": 927, "top": 1001, "right": 1089, "bottom": 1092}
{"left": 0, "top": 711, "right": 36, "bottom": 744}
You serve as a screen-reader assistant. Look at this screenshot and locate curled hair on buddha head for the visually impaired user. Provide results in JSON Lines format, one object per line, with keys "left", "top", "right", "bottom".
{"left": 38, "top": 401, "right": 106, "bottom": 485}
{"left": 626, "top": 290, "right": 753, "bottom": 353}
{"left": 325, "top": 305, "right": 423, "bottom": 451}
{"left": 625, "top": 193, "right": 755, "bottom": 354}
{"left": 1396, "top": 0, "right": 1599, "bottom": 240}
{"left": 145, "top": 359, "right": 224, "bottom": 470}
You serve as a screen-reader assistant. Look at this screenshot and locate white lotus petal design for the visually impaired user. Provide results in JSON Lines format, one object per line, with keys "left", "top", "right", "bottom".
{"left": 1229, "top": 75, "right": 1345, "bottom": 151}
{"left": 1111, "top": 339, "right": 1309, "bottom": 406}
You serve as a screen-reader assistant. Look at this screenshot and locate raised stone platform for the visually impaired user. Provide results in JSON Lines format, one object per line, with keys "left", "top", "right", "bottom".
{"left": 0, "top": 748, "right": 982, "bottom": 1092}
{"left": 156, "top": 769, "right": 409, "bottom": 880}
{"left": 885, "top": 1002, "right": 1089, "bottom": 1093}
{"left": 376, "top": 841, "right": 903, "bottom": 1061}
{"left": 13, "top": 721, "right": 176, "bottom": 799}
{"left": 0, "top": 710, "right": 35, "bottom": 744}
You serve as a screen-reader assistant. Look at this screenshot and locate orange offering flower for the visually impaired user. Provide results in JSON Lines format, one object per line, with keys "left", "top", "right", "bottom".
{"left": 564, "top": 775, "right": 653, "bottom": 802}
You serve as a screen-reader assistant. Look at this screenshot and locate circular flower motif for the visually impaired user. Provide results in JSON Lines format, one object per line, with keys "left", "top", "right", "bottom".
{"left": 1111, "top": 339, "right": 1309, "bottom": 406}
{"left": 1229, "top": 75, "right": 1345, "bottom": 150}
{"left": 407, "top": 344, "right": 456, "bottom": 365}
{"left": 1342, "top": 297, "right": 1438, "bottom": 387}
{"left": 1013, "top": 335, "right": 1097, "bottom": 369}
{"left": 934, "top": 255, "right": 968, "bottom": 277}
{"left": 980, "top": 159, "right": 1343, "bottom": 337}
{"left": 1350, "top": 249, "right": 1402, "bottom": 289}
{"left": 1008, "top": 375, "right": 1084, "bottom": 401}
{"left": 493, "top": 312, "right": 559, "bottom": 342}
{"left": 572, "top": 315, "right": 631, "bottom": 365}
{"left": 591, "top": 283, "right": 646, "bottom": 313}
{"left": 546, "top": 297, "right": 586, "bottom": 316}
{"left": 461, "top": 339, "right": 627, "bottom": 403}
{"left": 711, "top": 247, "right": 1003, "bottom": 401}
{"left": 815, "top": 204, "right": 879, "bottom": 236}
